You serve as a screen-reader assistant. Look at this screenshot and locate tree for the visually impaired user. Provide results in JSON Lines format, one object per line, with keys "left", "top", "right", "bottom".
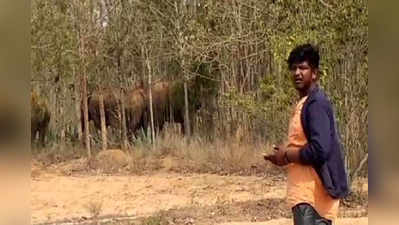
{"left": 31, "top": 0, "right": 368, "bottom": 180}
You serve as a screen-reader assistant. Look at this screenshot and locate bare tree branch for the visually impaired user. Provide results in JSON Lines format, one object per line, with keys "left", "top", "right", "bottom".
{"left": 351, "top": 153, "right": 368, "bottom": 182}
{"left": 319, "top": 0, "right": 337, "bottom": 13}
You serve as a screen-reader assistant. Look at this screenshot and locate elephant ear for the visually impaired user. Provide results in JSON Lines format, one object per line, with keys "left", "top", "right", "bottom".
{"left": 31, "top": 92, "right": 48, "bottom": 121}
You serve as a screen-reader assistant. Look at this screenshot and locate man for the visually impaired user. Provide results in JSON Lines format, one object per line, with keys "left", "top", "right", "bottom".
{"left": 264, "top": 44, "right": 349, "bottom": 225}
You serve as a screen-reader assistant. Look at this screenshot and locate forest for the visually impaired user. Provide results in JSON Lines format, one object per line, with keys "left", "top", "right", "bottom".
{"left": 31, "top": 0, "right": 368, "bottom": 181}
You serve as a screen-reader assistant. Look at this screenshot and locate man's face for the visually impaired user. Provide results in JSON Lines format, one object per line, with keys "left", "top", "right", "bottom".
{"left": 290, "top": 61, "right": 317, "bottom": 91}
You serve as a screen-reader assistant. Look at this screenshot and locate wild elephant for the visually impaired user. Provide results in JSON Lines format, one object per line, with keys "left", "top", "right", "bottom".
{"left": 142, "top": 82, "right": 171, "bottom": 133}
{"left": 142, "top": 81, "right": 202, "bottom": 135}
{"left": 31, "top": 91, "right": 51, "bottom": 146}
{"left": 124, "top": 88, "right": 147, "bottom": 136}
{"left": 83, "top": 87, "right": 146, "bottom": 139}
{"left": 83, "top": 80, "right": 203, "bottom": 141}
{"left": 84, "top": 88, "right": 121, "bottom": 132}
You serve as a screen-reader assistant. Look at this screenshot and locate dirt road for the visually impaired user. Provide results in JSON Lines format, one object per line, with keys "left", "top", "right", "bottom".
{"left": 32, "top": 164, "right": 367, "bottom": 225}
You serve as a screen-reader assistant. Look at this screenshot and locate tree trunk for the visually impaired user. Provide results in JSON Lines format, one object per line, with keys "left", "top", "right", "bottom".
{"left": 146, "top": 57, "right": 155, "bottom": 145}
{"left": 116, "top": 92, "right": 122, "bottom": 143}
{"left": 60, "top": 93, "right": 65, "bottom": 149}
{"left": 120, "top": 88, "right": 128, "bottom": 149}
{"left": 82, "top": 72, "right": 91, "bottom": 157}
{"left": 99, "top": 91, "right": 107, "bottom": 150}
{"left": 175, "top": 0, "right": 190, "bottom": 137}
{"left": 183, "top": 78, "right": 191, "bottom": 136}
{"left": 74, "top": 71, "right": 82, "bottom": 142}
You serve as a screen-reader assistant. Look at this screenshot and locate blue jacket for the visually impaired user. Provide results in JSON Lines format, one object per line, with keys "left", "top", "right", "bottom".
{"left": 300, "top": 86, "right": 349, "bottom": 199}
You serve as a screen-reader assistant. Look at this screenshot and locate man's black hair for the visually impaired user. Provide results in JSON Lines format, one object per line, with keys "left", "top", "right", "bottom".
{"left": 287, "top": 44, "right": 320, "bottom": 70}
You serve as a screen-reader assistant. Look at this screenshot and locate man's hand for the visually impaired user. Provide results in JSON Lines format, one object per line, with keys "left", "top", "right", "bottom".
{"left": 263, "top": 144, "right": 289, "bottom": 167}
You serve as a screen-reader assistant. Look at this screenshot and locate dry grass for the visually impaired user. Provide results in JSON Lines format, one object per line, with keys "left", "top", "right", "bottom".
{"left": 32, "top": 124, "right": 280, "bottom": 177}
{"left": 139, "top": 215, "right": 169, "bottom": 225}
{"left": 125, "top": 124, "right": 278, "bottom": 176}
{"left": 32, "top": 143, "right": 88, "bottom": 167}
{"left": 84, "top": 200, "right": 103, "bottom": 218}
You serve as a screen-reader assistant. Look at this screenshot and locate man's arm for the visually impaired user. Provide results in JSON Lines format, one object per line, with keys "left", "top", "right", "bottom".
{"left": 286, "top": 101, "right": 332, "bottom": 167}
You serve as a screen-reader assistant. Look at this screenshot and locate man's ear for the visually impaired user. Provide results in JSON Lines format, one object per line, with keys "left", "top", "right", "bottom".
{"left": 312, "top": 69, "right": 318, "bottom": 81}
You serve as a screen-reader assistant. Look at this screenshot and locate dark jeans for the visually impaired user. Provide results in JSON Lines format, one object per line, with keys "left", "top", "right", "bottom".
{"left": 292, "top": 203, "right": 332, "bottom": 225}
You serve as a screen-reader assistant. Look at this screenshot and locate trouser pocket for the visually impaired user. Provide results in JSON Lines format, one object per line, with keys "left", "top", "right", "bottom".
{"left": 292, "top": 203, "right": 332, "bottom": 225}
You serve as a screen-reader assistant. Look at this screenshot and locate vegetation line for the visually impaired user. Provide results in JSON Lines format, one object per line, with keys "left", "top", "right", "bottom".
{"left": 34, "top": 214, "right": 147, "bottom": 225}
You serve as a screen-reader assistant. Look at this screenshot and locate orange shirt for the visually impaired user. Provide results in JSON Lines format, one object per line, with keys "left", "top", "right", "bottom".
{"left": 285, "top": 96, "right": 339, "bottom": 222}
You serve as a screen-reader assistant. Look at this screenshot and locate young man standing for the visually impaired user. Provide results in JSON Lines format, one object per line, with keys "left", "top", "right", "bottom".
{"left": 264, "top": 44, "right": 349, "bottom": 225}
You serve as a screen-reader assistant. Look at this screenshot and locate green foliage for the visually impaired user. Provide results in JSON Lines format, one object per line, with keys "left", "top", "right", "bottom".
{"left": 32, "top": 0, "right": 367, "bottom": 176}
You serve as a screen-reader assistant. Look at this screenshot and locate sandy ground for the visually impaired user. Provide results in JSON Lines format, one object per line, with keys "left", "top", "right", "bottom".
{"left": 218, "top": 217, "right": 368, "bottom": 225}
{"left": 31, "top": 162, "right": 367, "bottom": 225}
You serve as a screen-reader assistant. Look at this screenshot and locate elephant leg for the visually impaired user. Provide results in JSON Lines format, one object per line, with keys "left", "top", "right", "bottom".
{"left": 158, "top": 120, "right": 165, "bottom": 135}
{"left": 31, "top": 129, "right": 36, "bottom": 144}
{"left": 173, "top": 110, "right": 185, "bottom": 135}
{"left": 40, "top": 126, "right": 48, "bottom": 147}
{"left": 180, "top": 122, "right": 185, "bottom": 135}
{"left": 127, "top": 128, "right": 134, "bottom": 143}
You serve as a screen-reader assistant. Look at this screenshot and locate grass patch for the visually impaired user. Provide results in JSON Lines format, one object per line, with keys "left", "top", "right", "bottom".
{"left": 32, "top": 124, "right": 281, "bottom": 177}
{"left": 125, "top": 124, "right": 278, "bottom": 176}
